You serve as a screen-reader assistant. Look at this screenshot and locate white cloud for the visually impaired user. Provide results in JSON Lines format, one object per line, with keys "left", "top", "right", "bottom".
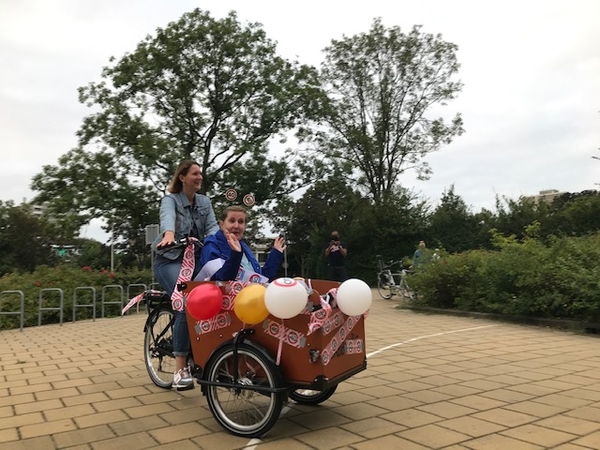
{"left": 1, "top": 0, "right": 599, "bottom": 241}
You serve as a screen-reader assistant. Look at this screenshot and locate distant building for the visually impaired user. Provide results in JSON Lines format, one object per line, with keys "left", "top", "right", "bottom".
{"left": 524, "top": 189, "right": 567, "bottom": 205}
{"left": 21, "top": 198, "right": 49, "bottom": 218}
{"left": 252, "top": 236, "right": 273, "bottom": 265}
{"left": 31, "top": 202, "right": 48, "bottom": 218}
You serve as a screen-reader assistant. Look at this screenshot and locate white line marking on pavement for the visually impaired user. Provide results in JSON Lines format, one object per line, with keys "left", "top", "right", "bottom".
{"left": 243, "top": 438, "right": 262, "bottom": 449}
{"left": 367, "top": 324, "right": 498, "bottom": 358}
{"left": 246, "top": 323, "right": 497, "bottom": 448}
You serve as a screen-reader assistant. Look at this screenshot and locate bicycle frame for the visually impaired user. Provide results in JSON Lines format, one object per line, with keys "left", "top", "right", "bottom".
{"left": 376, "top": 256, "right": 414, "bottom": 300}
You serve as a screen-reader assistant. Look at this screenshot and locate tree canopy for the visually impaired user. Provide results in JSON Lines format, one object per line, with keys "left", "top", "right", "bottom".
{"left": 31, "top": 8, "right": 324, "bottom": 246}
{"left": 305, "top": 19, "right": 464, "bottom": 206}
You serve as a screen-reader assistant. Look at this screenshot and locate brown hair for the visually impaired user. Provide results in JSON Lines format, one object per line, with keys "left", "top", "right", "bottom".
{"left": 167, "top": 160, "right": 201, "bottom": 193}
{"left": 220, "top": 205, "right": 249, "bottom": 222}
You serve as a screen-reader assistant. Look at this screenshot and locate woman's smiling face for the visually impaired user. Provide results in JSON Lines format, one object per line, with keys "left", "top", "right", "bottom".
{"left": 179, "top": 164, "right": 203, "bottom": 191}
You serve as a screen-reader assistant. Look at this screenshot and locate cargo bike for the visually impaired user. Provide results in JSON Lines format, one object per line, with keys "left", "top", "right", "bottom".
{"left": 142, "top": 278, "right": 368, "bottom": 437}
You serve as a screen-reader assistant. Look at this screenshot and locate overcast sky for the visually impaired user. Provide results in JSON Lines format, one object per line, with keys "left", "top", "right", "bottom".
{"left": 1, "top": 0, "right": 599, "bottom": 242}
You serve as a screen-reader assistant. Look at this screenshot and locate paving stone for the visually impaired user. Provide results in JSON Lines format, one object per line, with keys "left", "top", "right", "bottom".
{"left": 4, "top": 293, "right": 600, "bottom": 449}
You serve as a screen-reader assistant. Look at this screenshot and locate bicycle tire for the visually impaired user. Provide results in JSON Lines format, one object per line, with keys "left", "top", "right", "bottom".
{"left": 377, "top": 272, "right": 393, "bottom": 299}
{"left": 400, "top": 285, "right": 415, "bottom": 301}
{"left": 289, "top": 385, "right": 338, "bottom": 405}
{"left": 144, "top": 308, "right": 176, "bottom": 389}
{"left": 204, "top": 342, "right": 284, "bottom": 438}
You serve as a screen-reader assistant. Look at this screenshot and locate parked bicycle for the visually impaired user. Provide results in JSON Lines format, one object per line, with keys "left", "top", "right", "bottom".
{"left": 376, "top": 255, "right": 416, "bottom": 301}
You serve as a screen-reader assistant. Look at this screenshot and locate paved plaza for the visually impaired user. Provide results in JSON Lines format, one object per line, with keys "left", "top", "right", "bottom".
{"left": 2, "top": 291, "right": 600, "bottom": 449}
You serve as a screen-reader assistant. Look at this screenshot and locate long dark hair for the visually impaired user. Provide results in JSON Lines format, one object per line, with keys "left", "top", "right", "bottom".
{"left": 167, "top": 160, "right": 201, "bottom": 193}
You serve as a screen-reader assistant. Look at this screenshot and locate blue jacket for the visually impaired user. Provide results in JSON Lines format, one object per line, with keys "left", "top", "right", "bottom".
{"left": 151, "top": 191, "right": 219, "bottom": 260}
{"left": 200, "top": 230, "right": 283, "bottom": 282}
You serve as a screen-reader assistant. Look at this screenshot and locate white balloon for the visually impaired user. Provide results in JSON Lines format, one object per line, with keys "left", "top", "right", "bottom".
{"left": 265, "top": 278, "right": 309, "bottom": 319}
{"left": 336, "top": 278, "right": 372, "bottom": 316}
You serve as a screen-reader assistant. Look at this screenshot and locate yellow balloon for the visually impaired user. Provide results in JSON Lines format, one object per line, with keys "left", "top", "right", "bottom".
{"left": 233, "top": 284, "right": 269, "bottom": 325}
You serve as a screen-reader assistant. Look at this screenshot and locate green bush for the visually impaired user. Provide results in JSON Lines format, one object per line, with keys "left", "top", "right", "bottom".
{"left": 408, "top": 231, "right": 600, "bottom": 322}
{"left": 0, "top": 265, "right": 153, "bottom": 329}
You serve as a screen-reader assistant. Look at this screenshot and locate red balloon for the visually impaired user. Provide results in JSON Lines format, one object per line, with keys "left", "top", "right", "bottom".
{"left": 186, "top": 284, "right": 223, "bottom": 321}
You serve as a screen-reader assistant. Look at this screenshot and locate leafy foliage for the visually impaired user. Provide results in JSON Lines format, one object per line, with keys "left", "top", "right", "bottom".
{"left": 305, "top": 19, "right": 464, "bottom": 205}
{"left": 0, "top": 202, "right": 58, "bottom": 276}
{"left": 409, "top": 231, "right": 600, "bottom": 321}
{"left": 31, "top": 8, "right": 325, "bottom": 251}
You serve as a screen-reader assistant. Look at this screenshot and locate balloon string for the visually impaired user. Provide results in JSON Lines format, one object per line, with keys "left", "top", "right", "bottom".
{"left": 276, "top": 319, "right": 284, "bottom": 366}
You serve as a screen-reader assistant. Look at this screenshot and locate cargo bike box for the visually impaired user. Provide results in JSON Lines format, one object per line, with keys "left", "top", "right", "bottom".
{"left": 184, "top": 278, "right": 367, "bottom": 390}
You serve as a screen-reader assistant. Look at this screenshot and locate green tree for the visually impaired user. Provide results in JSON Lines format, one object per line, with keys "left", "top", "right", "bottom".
{"left": 427, "top": 185, "right": 481, "bottom": 253}
{"left": 545, "top": 190, "right": 600, "bottom": 237}
{"left": 0, "top": 202, "right": 57, "bottom": 276}
{"left": 304, "top": 19, "right": 464, "bottom": 206}
{"left": 31, "top": 8, "right": 324, "bottom": 249}
{"left": 274, "top": 175, "right": 368, "bottom": 278}
{"left": 493, "top": 196, "right": 548, "bottom": 241}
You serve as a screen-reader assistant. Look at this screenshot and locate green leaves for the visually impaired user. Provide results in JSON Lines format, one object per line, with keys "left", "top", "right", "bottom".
{"left": 315, "top": 19, "right": 464, "bottom": 205}
{"left": 32, "top": 8, "right": 324, "bottom": 251}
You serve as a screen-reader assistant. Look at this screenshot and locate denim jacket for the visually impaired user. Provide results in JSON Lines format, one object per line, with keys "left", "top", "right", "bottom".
{"left": 151, "top": 191, "right": 219, "bottom": 260}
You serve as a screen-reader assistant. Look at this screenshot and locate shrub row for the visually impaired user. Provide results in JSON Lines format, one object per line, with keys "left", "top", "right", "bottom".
{"left": 409, "top": 230, "right": 600, "bottom": 322}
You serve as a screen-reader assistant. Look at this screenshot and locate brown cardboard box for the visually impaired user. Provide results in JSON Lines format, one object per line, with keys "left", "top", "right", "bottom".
{"left": 184, "top": 279, "right": 367, "bottom": 388}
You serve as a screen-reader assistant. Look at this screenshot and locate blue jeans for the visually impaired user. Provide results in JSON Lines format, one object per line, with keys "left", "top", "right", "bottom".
{"left": 153, "top": 254, "right": 201, "bottom": 357}
{"left": 327, "top": 265, "right": 348, "bottom": 282}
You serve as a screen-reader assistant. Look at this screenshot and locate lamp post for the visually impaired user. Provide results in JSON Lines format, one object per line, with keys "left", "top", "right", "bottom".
{"left": 282, "top": 231, "right": 288, "bottom": 277}
{"left": 145, "top": 224, "right": 160, "bottom": 283}
{"left": 110, "top": 225, "right": 115, "bottom": 273}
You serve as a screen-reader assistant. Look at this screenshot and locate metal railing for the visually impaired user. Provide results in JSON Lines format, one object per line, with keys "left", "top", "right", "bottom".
{"left": 73, "top": 286, "right": 97, "bottom": 322}
{"left": 101, "top": 285, "right": 124, "bottom": 318}
{"left": 0, "top": 290, "right": 25, "bottom": 331}
{"left": 0, "top": 283, "right": 163, "bottom": 330}
{"left": 38, "top": 288, "right": 64, "bottom": 326}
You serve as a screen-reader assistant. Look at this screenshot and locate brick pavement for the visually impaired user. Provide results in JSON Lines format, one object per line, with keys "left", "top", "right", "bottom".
{"left": 2, "top": 291, "right": 600, "bottom": 449}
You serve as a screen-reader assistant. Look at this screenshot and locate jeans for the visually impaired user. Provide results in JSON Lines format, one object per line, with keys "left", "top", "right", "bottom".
{"left": 153, "top": 253, "right": 201, "bottom": 357}
{"left": 172, "top": 310, "right": 190, "bottom": 357}
{"left": 327, "top": 265, "right": 348, "bottom": 282}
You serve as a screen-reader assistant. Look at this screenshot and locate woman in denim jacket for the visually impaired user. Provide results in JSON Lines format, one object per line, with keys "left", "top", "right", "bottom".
{"left": 152, "top": 160, "right": 219, "bottom": 390}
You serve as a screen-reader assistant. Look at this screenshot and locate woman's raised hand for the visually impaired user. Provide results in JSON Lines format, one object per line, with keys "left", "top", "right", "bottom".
{"left": 273, "top": 236, "right": 287, "bottom": 253}
{"left": 224, "top": 229, "right": 242, "bottom": 253}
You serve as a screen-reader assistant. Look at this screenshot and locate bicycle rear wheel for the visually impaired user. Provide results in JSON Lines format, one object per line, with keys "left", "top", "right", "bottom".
{"left": 289, "top": 385, "right": 337, "bottom": 405}
{"left": 377, "top": 272, "right": 393, "bottom": 299}
{"left": 144, "top": 308, "right": 176, "bottom": 389}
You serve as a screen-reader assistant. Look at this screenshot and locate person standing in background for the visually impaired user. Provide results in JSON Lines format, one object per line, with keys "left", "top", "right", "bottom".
{"left": 325, "top": 230, "right": 348, "bottom": 282}
{"left": 412, "top": 240, "right": 428, "bottom": 269}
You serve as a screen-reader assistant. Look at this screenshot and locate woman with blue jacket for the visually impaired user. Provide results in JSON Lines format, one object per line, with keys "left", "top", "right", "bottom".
{"left": 152, "top": 160, "right": 219, "bottom": 390}
{"left": 199, "top": 205, "right": 286, "bottom": 282}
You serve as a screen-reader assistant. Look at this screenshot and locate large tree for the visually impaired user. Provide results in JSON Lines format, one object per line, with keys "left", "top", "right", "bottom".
{"left": 0, "top": 201, "right": 57, "bottom": 275}
{"left": 31, "top": 8, "right": 324, "bottom": 247}
{"left": 426, "top": 185, "right": 482, "bottom": 253}
{"left": 304, "top": 19, "right": 464, "bottom": 206}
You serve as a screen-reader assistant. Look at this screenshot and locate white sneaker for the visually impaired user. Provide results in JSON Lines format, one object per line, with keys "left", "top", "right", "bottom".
{"left": 173, "top": 367, "right": 194, "bottom": 390}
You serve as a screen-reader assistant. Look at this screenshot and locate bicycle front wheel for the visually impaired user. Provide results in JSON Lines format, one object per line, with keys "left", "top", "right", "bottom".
{"left": 377, "top": 273, "right": 393, "bottom": 299}
{"left": 204, "top": 342, "right": 284, "bottom": 438}
{"left": 400, "top": 283, "right": 415, "bottom": 301}
{"left": 144, "top": 308, "right": 176, "bottom": 389}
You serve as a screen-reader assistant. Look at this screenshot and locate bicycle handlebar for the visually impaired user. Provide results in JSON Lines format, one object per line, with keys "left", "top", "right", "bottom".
{"left": 156, "top": 236, "right": 203, "bottom": 251}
